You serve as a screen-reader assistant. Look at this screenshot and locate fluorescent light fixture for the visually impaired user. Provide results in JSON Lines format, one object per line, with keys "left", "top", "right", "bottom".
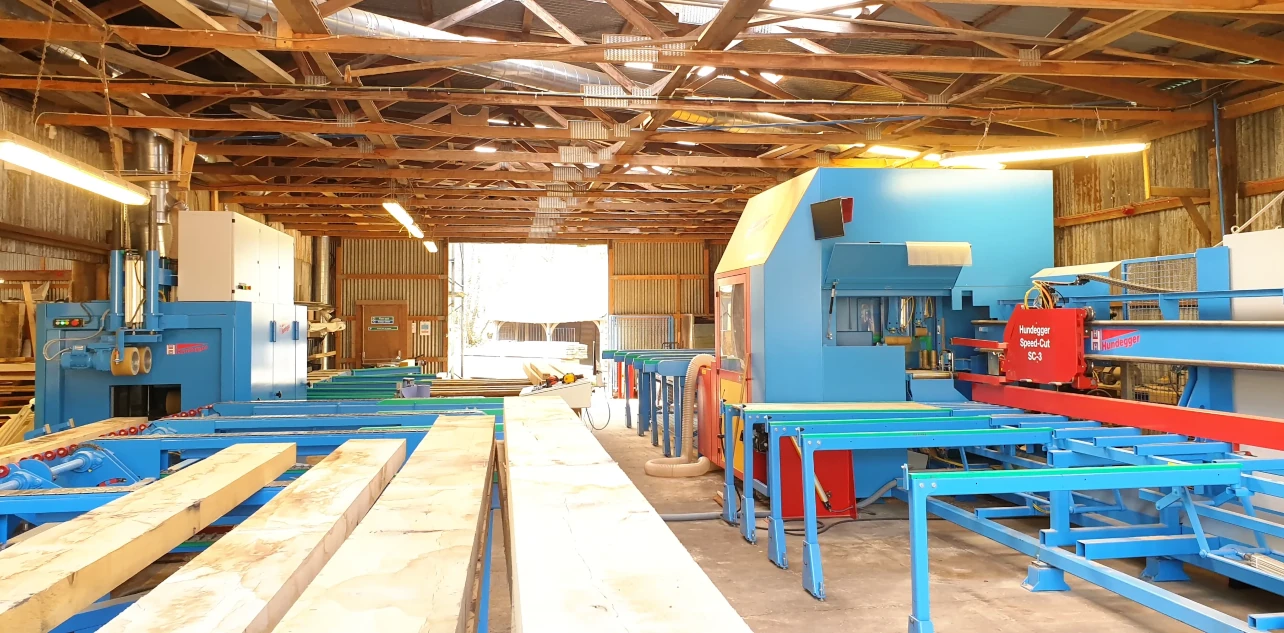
{"left": 0, "top": 131, "right": 150, "bottom": 205}
{"left": 696, "top": 66, "right": 716, "bottom": 77}
{"left": 938, "top": 142, "right": 1149, "bottom": 168}
{"left": 676, "top": 141, "right": 699, "bottom": 146}
{"left": 424, "top": 239, "right": 438, "bottom": 253}
{"left": 625, "top": 62, "right": 654, "bottom": 70}
{"left": 474, "top": 145, "right": 498, "bottom": 153}
{"left": 382, "top": 200, "right": 414, "bottom": 226}
{"left": 652, "top": 166, "right": 671, "bottom": 175}
{"left": 406, "top": 224, "right": 425, "bottom": 239}
{"left": 585, "top": 162, "right": 600, "bottom": 168}
{"left": 864, "top": 145, "right": 942, "bottom": 162}
{"left": 762, "top": 72, "right": 783, "bottom": 83}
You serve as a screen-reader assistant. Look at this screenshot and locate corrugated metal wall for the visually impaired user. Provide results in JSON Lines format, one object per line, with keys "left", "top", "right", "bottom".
{"left": 609, "top": 241, "right": 723, "bottom": 316}
{"left": 1237, "top": 106, "right": 1284, "bottom": 232}
{"left": 1054, "top": 130, "right": 1208, "bottom": 265}
{"left": 338, "top": 238, "right": 447, "bottom": 371}
{"left": 1, "top": 98, "right": 116, "bottom": 265}
{"left": 1055, "top": 107, "right": 1284, "bottom": 265}
{"left": 1, "top": 97, "right": 116, "bottom": 309}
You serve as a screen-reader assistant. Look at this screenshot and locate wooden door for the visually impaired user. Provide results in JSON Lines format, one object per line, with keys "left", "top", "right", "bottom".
{"left": 356, "top": 300, "right": 410, "bottom": 364}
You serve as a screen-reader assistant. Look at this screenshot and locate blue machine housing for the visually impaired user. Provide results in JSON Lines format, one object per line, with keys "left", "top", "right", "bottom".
{"left": 37, "top": 300, "right": 307, "bottom": 429}
{"left": 719, "top": 167, "right": 1053, "bottom": 404}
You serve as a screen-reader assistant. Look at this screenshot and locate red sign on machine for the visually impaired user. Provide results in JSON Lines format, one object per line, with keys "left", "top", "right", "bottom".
{"left": 1002, "top": 308, "right": 1091, "bottom": 387}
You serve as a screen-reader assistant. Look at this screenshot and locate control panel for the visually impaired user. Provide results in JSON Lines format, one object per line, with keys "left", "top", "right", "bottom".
{"left": 52, "top": 317, "right": 93, "bottom": 328}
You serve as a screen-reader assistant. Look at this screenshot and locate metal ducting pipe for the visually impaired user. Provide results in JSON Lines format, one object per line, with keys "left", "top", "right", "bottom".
{"left": 189, "top": 0, "right": 818, "bottom": 132}
{"left": 130, "top": 129, "right": 172, "bottom": 256}
{"left": 312, "top": 236, "right": 332, "bottom": 305}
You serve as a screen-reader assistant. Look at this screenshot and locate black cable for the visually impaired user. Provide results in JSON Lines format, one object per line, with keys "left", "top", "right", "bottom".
{"left": 583, "top": 385, "right": 610, "bottom": 431}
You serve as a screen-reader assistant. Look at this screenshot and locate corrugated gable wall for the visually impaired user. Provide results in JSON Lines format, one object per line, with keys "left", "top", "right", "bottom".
{"left": 1053, "top": 107, "right": 1284, "bottom": 266}
{"left": 337, "top": 238, "right": 447, "bottom": 372}
{"left": 608, "top": 240, "right": 725, "bottom": 316}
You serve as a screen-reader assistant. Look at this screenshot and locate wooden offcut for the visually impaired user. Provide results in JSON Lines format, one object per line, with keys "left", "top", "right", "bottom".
{"left": 503, "top": 396, "right": 753, "bottom": 632}
{"left": 0, "top": 443, "right": 296, "bottom": 633}
{"left": 96, "top": 439, "right": 407, "bottom": 633}
{"left": 0, "top": 416, "right": 146, "bottom": 466}
{"left": 273, "top": 415, "right": 495, "bottom": 633}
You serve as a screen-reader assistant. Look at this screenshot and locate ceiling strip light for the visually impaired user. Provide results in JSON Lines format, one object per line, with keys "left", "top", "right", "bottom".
{"left": 939, "top": 142, "right": 1148, "bottom": 168}
{"left": 0, "top": 131, "right": 150, "bottom": 205}
{"left": 382, "top": 200, "right": 425, "bottom": 239}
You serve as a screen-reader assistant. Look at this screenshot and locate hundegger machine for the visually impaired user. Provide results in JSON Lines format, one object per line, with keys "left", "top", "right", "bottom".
{"left": 36, "top": 211, "right": 307, "bottom": 431}
{"left": 710, "top": 167, "right": 1053, "bottom": 520}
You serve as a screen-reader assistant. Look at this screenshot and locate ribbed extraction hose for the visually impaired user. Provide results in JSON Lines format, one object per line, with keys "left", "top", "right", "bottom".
{"left": 645, "top": 354, "right": 715, "bottom": 478}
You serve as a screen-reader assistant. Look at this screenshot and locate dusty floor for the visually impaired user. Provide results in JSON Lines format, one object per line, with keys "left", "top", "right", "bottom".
{"left": 488, "top": 397, "right": 1280, "bottom": 632}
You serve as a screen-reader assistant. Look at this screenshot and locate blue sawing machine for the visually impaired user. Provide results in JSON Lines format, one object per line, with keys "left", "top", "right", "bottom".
{"left": 711, "top": 167, "right": 1053, "bottom": 517}
{"left": 36, "top": 248, "right": 306, "bottom": 431}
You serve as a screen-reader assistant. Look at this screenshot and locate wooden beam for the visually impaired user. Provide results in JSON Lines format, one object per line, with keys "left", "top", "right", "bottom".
{"left": 428, "top": 0, "right": 505, "bottom": 28}
{"left": 133, "top": 1, "right": 295, "bottom": 83}
{"left": 95, "top": 439, "right": 406, "bottom": 633}
{"left": 1150, "top": 186, "right": 1212, "bottom": 198}
{"left": 193, "top": 143, "right": 927, "bottom": 168}
{"left": 1083, "top": 10, "right": 1284, "bottom": 66}
{"left": 192, "top": 165, "right": 779, "bottom": 185}
{"left": 1180, "top": 196, "right": 1214, "bottom": 246}
{"left": 272, "top": 416, "right": 494, "bottom": 633}
{"left": 229, "top": 104, "right": 334, "bottom": 147}
{"left": 0, "top": 443, "right": 295, "bottom": 632}
{"left": 230, "top": 196, "right": 737, "bottom": 210}
{"left": 196, "top": 183, "right": 756, "bottom": 197}
{"left": 316, "top": 0, "right": 364, "bottom": 17}
{"left": 503, "top": 396, "right": 752, "bottom": 631}
{"left": 0, "top": 220, "right": 111, "bottom": 254}
{"left": 602, "top": 0, "right": 666, "bottom": 39}
{"left": 1047, "top": 10, "right": 1174, "bottom": 60}
{"left": 8, "top": 77, "right": 1211, "bottom": 121}
{"left": 1054, "top": 196, "right": 1208, "bottom": 228}
{"left": 0, "top": 270, "right": 73, "bottom": 282}
{"left": 46, "top": 113, "right": 1147, "bottom": 148}
{"left": 515, "top": 0, "right": 637, "bottom": 89}
{"left": 0, "top": 417, "right": 144, "bottom": 466}
{"left": 891, "top": 0, "right": 1284, "bottom": 12}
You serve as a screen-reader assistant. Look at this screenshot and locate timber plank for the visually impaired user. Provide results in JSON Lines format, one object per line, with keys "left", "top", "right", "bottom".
{"left": 97, "top": 439, "right": 407, "bottom": 633}
{"left": 0, "top": 417, "right": 145, "bottom": 466}
{"left": 273, "top": 414, "right": 495, "bottom": 633}
{"left": 503, "top": 396, "right": 753, "bottom": 632}
{"left": 0, "top": 443, "right": 296, "bottom": 633}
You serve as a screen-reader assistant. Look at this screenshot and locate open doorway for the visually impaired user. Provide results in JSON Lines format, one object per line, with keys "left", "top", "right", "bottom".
{"left": 448, "top": 243, "right": 607, "bottom": 379}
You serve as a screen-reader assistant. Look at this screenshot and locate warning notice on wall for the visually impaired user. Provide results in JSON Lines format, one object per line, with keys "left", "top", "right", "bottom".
{"left": 368, "top": 325, "right": 399, "bottom": 331}
{"left": 370, "top": 316, "right": 395, "bottom": 325}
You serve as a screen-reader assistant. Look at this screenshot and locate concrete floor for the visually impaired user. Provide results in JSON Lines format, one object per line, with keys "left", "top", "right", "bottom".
{"left": 489, "top": 397, "right": 1280, "bottom": 632}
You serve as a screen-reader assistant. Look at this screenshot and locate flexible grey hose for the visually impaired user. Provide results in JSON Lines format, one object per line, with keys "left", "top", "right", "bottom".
{"left": 661, "top": 510, "right": 769, "bottom": 522}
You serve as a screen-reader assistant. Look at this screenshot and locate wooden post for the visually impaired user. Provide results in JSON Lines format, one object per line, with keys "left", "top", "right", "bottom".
{"left": 334, "top": 239, "right": 344, "bottom": 368}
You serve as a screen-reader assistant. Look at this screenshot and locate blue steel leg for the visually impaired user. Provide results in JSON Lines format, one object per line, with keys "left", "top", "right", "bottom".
{"left": 674, "top": 382, "right": 684, "bottom": 458}
{"left": 907, "top": 483, "right": 935, "bottom": 633}
{"left": 625, "top": 364, "right": 633, "bottom": 430}
{"left": 767, "top": 426, "right": 788, "bottom": 568}
{"left": 1023, "top": 561, "right": 1071, "bottom": 592}
{"left": 1041, "top": 489, "right": 1074, "bottom": 547}
{"left": 722, "top": 406, "right": 739, "bottom": 525}
{"left": 1142, "top": 557, "right": 1191, "bottom": 582}
{"left": 800, "top": 441, "right": 825, "bottom": 600}
{"left": 478, "top": 485, "right": 498, "bottom": 633}
{"left": 740, "top": 416, "right": 757, "bottom": 543}
{"left": 661, "top": 378, "right": 672, "bottom": 457}
{"left": 651, "top": 374, "right": 661, "bottom": 447}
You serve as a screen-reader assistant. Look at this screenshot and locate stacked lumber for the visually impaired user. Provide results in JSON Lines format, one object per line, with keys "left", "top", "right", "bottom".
{"left": 0, "top": 414, "right": 497, "bottom": 633}
{"left": 0, "top": 401, "right": 34, "bottom": 446}
{"left": 306, "top": 369, "right": 349, "bottom": 386}
{"left": 0, "top": 360, "right": 35, "bottom": 416}
{"left": 430, "top": 378, "right": 531, "bottom": 397}
{"left": 0, "top": 443, "right": 296, "bottom": 632}
{"left": 502, "top": 396, "right": 754, "bottom": 632}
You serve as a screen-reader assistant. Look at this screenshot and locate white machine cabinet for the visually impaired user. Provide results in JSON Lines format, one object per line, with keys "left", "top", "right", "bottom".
{"left": 177, "top": 210, "right": 295, "bottom": 303}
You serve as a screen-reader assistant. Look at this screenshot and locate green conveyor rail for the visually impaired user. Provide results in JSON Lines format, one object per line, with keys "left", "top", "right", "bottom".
{"left": 912, "top": 462, "right": 1239, "bottom": 480}
{"left": 769, "top": 415, "right": 990, "bottom": 426}
{"left": 804, "top": 427, "right": 1053, "bottom": 441}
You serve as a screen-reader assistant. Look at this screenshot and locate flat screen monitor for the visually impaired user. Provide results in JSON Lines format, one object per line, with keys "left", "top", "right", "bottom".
{"left": 811, "top": 198, "right": 846, "bottom": 240}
